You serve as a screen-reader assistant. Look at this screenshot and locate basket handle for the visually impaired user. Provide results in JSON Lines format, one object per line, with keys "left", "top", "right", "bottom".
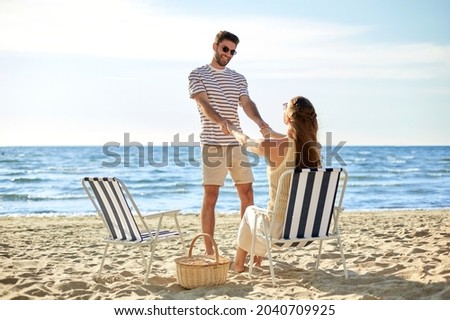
{"left": 188, "top": 233, "right": 220, "bottom": 264}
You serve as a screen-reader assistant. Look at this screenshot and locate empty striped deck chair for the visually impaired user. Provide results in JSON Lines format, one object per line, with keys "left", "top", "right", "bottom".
{"left": 82, "top": 177, "right": 186, "bottom": 284}
{"left": 249, "top": 168, "right": 349, "bottom": 285}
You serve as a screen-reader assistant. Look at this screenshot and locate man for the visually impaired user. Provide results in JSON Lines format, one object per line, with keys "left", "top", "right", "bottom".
{"left": 188, "top": 30, "right": 269, "bottom": 254}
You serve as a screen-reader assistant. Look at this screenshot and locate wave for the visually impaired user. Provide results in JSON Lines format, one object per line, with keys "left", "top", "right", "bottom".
{"left": 386, "top": 168, "right": 420, "bottom": 173}
{"left": 1, "top": 193, "right": 86, "bottom": 201}
{"left": 0, "top": 211, "right": 97, "bottom": 217}
{"left": 8, "top": 177, "right": 45, "bottom": 183}
{"left": 348, "top": 182, "right": 407, "bottom": 187}
{"left": 0, "top": 159, "right": 20, "bottom": 164}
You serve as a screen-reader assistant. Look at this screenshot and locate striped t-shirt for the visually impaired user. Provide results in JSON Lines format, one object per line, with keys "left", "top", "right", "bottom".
{"left": 188, "top": 64, "right": 249, "bottom": 146}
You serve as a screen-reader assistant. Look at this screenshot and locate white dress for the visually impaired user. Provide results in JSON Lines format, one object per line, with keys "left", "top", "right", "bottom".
{"left": 237, "top": 138, "right": 296, "bottom": 256}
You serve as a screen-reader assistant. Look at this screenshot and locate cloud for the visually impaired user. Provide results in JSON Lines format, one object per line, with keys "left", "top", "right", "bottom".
{"left": 244, "top": 43, "right": 450, "bottom": 80}
{"left": 0, "top": 0, "right": 449, "bottom": 80}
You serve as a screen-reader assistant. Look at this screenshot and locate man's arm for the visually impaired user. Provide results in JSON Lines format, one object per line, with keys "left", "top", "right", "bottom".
{"left": 240, "top": 95, "right": 287, "bottom": 139}
{"left": 193, "top": 91, "right": 231, "bottom": 135}
{"left": 240, "top": 95, "right": 269, "bottom": 130}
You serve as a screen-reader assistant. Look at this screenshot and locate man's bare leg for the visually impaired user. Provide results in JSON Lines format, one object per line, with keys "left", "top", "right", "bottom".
{"left": 201, "top": 185, "right": 220, "bottom": 255}
{"left": 235, "top": 183, "right": 254, "bottom": 218}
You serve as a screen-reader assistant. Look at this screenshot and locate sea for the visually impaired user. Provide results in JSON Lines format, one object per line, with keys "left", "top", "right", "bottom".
{"left": 0, "top": 145, "right": 449, "bottom": 216}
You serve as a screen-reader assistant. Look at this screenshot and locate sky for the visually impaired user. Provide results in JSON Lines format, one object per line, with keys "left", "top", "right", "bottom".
{"left": 1, "top": 0, "right": 449, "bottom": 146}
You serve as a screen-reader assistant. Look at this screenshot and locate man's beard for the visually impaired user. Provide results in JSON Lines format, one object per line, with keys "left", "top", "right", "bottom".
{"left": 214, "top": 51, "right": 229, "bottom": 67}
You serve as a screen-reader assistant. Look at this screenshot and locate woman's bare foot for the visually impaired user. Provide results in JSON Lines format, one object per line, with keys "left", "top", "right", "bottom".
{"left": 253, "top": 256, "right": 263, "bottom": 268}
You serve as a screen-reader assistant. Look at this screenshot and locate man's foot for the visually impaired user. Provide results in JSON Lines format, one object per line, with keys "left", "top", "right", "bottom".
{"left": 231, "top": 262, "right": 245, "bottom": 273}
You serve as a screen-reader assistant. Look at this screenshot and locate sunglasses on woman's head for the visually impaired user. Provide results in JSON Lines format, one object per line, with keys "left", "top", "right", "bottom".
{"left": 221, "top": 45, "right": 237, "bottom": 56}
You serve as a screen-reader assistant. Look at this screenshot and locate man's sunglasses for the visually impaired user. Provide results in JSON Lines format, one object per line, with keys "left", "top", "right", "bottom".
{"left": 221, "top": 45, "right": 237, "bottom": 56}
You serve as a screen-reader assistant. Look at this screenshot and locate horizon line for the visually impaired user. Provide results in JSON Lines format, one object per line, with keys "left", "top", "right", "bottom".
{"left": 1, "top": 144, "right": 450, "bottom": 148}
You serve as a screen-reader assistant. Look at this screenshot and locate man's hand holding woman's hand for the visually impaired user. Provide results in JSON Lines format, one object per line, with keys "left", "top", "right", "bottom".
{"left": 218, "top": 119, "right": 232, "bottom": 135}
{"left": 225, "top": 122, "right": 248, "bottom": 145}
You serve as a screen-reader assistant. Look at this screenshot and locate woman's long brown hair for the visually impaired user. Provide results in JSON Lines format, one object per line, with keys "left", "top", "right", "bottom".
{"left": 287, "top": 96, "right": 321, "bottom": 168}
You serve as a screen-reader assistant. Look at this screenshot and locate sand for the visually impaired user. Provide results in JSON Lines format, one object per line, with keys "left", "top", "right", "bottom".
{"left": 0, "top": 210, "right": 449, "bottom": 300}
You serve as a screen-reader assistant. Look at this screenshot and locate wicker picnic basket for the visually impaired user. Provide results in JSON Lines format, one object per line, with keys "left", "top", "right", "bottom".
{"left": 175, "top": 233, "right": 230, "bottom": 289}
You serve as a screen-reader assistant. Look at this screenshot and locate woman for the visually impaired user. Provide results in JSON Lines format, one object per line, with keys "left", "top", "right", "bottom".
{"left": 229, "top": 95, "right": 321, "bottom": 273}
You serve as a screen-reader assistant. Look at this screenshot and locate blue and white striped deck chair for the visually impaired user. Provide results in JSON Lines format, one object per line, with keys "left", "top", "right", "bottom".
{"left": 82, "top": 177, "right": 186, "bottom": 284}
{"left": 249, "top": 168, "right": 349, "bottom": 285}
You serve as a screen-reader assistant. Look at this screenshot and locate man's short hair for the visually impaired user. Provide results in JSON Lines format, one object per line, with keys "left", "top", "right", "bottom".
{"left": 214, "top": 30, "right": 240, "bottom": 45}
